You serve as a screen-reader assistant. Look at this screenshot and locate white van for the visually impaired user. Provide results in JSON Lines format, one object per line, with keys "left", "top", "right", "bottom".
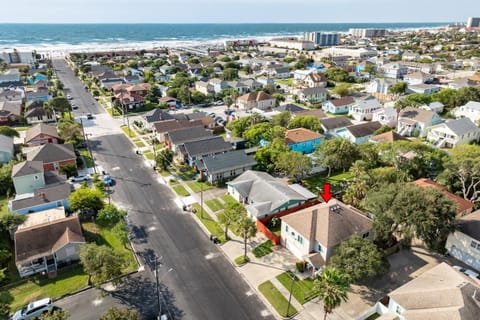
{"left": 12, "top": 298, "right": 53, "bottom": 320}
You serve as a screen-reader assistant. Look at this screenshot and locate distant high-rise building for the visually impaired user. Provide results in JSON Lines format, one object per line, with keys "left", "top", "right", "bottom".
{"left": 467, "top": 17, "right": 480, "bottom": 28}
{"left": 349, "top": 28, "right": 386, "bottom": 38}
{"left": 304, "top": 32, "right": 340, "bottom": 46}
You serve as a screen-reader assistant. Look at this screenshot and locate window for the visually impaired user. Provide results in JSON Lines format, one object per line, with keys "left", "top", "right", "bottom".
{"left": 362, "top": 232, "right": 370, "bottom": 239}
{"left": 396, "top": 305, "right": 402, "bottom": 314}
{"left": 297, "top": 235, "right": 303, "bottom": 244}
{"left": 471, "top": 241, "right": 478, "bottom": 249}
{"left": 317, "top": 244, "right": 322, "bottom": 252}
{"left": 34, "top": 175, "right": 39, "bottom": 180}
{"left": 285, "top": 225, "right": 289, "bottom": 232}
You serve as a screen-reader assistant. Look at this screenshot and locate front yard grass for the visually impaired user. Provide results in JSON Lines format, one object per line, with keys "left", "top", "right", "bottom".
{"left": 220, "top": 194, "right": 237, "bottom": 206}
{"left": 121, "top": 126, "right": 136, "bottom": 138}
{"left": 275, "top": 78, "right": 296, "bottom": 87}
{"left": 79, "top": 150, "right": 94, "bottom": 168}
{"left": 252, "top": 240, "right": 274, "bottom": 258}
{"left": 186, "top": 181, "right": 213, "bottom": 193}
{"left": 144, "top": 152, "right": 154, "bottom": 160}
{"left": 205, "top": 198, "right": 224, "bottom": 212}
{"left": 234, "top": 255, "right": 250, "bottom": 265}
{"left": 172, "top": 185, "right": 190, "bottom": 197}
{"left": 133, "top": 140, "right": 145, "bottom": 148}
{"left": 191, "top": 203, "right": 225, "bottom": 243}
{"left": 302, "top": 171, "right": 353, "bottom": 194}
{"left": 258, "top": 280, "right": 297, "bottom": 317}
{"left": 276, "top": 271, "right": 317, "bottom": 305}
{"left": 2, "top": 265, "right": 88, "bottom": 312}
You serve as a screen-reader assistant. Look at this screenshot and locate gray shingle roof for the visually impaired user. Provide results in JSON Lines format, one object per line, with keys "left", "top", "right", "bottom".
{"left": 197, "top": 150, "right": 257, "bottom": 174}
{"left": 320, "top": 116, "right": 353, "bottom": 130}
{"left": 12, "top": 161, "right": 44, "bottom": 177}
{"left": 11, "top": 183, "right": 71, "bottom": 211}
{"left": 444, "top": 118, "right": 480, "bottom": 136}
{"left": 144, "top": 108, "right": 174, "bottom": 123}
{"left": 346, "top": 121, "right": 382, "bottom": 138}
{"left": 0, "top": 134, "right": 13, "bottom": 154}
{"left": 183, "top": 136, "right": 232, "bottom": 157}
{"left": 167, "top": 127, "right": 213, "bottom": 145}
{"left": 26, "top": 144, "right": 76, "bottom": 163}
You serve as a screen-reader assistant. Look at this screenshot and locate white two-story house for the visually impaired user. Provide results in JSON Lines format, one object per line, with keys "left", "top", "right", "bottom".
{"left": 452, "top": 101, "right": 480, "bottom": 124}
{"left": 280, "top": 199, "right": 373, "bottom": 270}
{"left": 446, "top": 210, "right": 480, "bottom": 272}
{"left": 349, "top": 96, "right": 382, "bottom": 121}
{"left": 426, "top": 118, "right": 480, "bottom": 148}
{"left": 397, "top": 107, "right": 443, "bottom": 137}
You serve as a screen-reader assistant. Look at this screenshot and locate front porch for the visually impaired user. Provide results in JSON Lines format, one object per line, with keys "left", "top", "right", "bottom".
{"left": 17, "top": 254, "right": 57, "bottom": 278}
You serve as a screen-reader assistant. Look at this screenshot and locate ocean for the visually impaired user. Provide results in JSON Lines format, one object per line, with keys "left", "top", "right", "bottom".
{"left": 0, "top": 23, "right": 449, "bottom": 53}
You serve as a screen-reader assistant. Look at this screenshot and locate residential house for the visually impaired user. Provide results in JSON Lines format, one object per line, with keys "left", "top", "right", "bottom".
{"left": 25, "top": 89, "right": 51, "bottom": 102}
{"left": 320, "top": 116, "right": 353, "bottom": 136}
{"left": 26, "top": 144, "right": 76, "bottom": 172}
{"left": 452, "top": 101, "right": 480, "bottom": 123}
{"left": 209, "top": 78, "right": 230, "bottom": 94}
{"left": 153, "top": 119, "right": 204, "bottom": 142}
{"left": 303, "top": 73, "right": 327, "bottom": 88}
{"left": 403, "top": 71, "right": 434, "bottom": 85}
{"left": 0, "top": 69, "right": 21, "bottom": 84}
{"left": 370, "top": 131, "right": 409, "bottom": 143}
{"left": 445, "top": 211, "right": 480, "bottom": 272}
{"left": 25, "top": 123, "right": 60, "bottom": 147}
{"left": 15, "top": 216, "right": 85, "bottom": 278}
{"left": 227, "top": 170, "right": 316, "bottom": 220}
{"left": 24, "top": 101, "right": 55, "bottom": 125}
{"left": 158, "top": 96, "right": 179, "bottom": 108}
{"left": 12, "top": 161, "right": 47, "bottom": 195}
{"left": 371, "top": 106, "right": 397, "bottom": 127}
{"left": 0, "top": 134, "right": 14, "bottom": 164}
{"left": 420, "top": 101, "right": 444, "bottom": 113}
{"left": 322, "top": 97, "right": 355, "bottom": 114}
{"left": 181, "top": 136, "right": 232, "bottom": 166}
{"left": 257, "top": 76, "right": 275, "bottom": 86}
{"left": 236, "top": 91, "right": 275, "bottom": 110}
{"left": 408, "top": 83, "right": 441, "bottom": 95}
{"left": 276, "top": 104, "right": 306, "bottom": 113}
{"left": 397, "top": 107, "right": 443, "bottom": 137}
{"left": 414, "top": 178, "right": 474, "bottom": 217}
{"left": 297, "top": 87, "right": 327, "bottom": 104}
{"left": 293, "top": 109, "right": 328, "bottom": 120}
{"left": 143, "top": 108, "right": 174, "bottom": 131}
{"left": 0, "top": 88, "right": 24, "bottom": 102}
{"left": 0, "top": 100, "right": 23, "bottom": 125}
{"left": 266, "top": 66, "right": 291, "bottom": 79}
{"left": 337, "top": 121, "right": 382, "bottom": 144}
{"left": 366, "top": 78, "right": 397, "bottom": 95}
{"left": 166, "top": 126, "right": 213, "bottom": 152}
{"left": 371, "top": 263, "right": 480, "bottom": 320}
{"left": 285, "top": 128, "right": 324, "bottom": 154}
{"left": 402, "top": 51, "right": 420, "bottom": 61}
{"left": 195, "top": 81, "right": 215, "bottom": 96}
{"left": 116, "top": 92, "right": 145, "bottom": 110}
{"left": 293, "top": 69, "right": 316, "bottom": 82}
{"left": 195, "top": 150, "right": 257, "bottom": 183}
{"left": 123, "top": 75, "right": 143, "bottom": 84}
{"left": 348, "top": 97, "right": 382, "bottom": 121}
{"left": 280, "top": 199, "right": 373, "bottom": 269}
{"left": 9, "top": 183, "right": 71, "bottom": 214}
{"left": 426, "top": 118, "right": 480, "bottom": 148}
{"left": 226, "top": 80, "right": 250, "bottom": 95}
{"left": 381, "top": 62, "right": 408, "bottom": 79}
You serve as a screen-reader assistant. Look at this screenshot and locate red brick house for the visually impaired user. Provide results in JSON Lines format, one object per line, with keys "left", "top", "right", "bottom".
{"left": 25, "top": 123, "right": 60, "bottom": 147}
{"left": 26, "top": 144, "right": 76, "bottom": 171}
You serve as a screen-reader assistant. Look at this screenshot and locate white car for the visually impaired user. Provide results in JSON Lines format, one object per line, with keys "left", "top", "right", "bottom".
{"left": 12, "top": 298, "right": 53, "bottom": 320}
{"left": 453, "top": 265, "right": 479, "bottom": 278}
{"left": 69, "top": 174, "right": 91, "bottom": 182}
{"left": 66, "top": 94, "right": 73, "bottom": 100}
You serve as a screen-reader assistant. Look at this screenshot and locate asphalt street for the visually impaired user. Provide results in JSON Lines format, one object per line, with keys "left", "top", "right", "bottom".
{"left": 53, "top": 59, "right": 275, "bottom": 320}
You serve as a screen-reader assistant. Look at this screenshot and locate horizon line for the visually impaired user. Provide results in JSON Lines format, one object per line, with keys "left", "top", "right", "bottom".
{"left": 0, "top": 21, "right": 453, "bottom": 25}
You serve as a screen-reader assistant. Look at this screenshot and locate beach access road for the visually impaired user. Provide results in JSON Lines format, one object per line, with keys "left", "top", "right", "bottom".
{"left": 53, "top": 58, "right": 275, "bottom": 320}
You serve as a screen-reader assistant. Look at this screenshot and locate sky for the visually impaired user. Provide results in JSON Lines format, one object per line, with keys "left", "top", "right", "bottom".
{"left": 2, "top": 0, "right": 479, "bottom": 23}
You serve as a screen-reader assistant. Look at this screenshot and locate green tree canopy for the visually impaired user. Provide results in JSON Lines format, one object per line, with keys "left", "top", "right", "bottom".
{"left": 365, "top": 183, "right": 457, "bottom": 251}
{"left": 253, "top": 138, "right": 289, "bottom": 172}
{"left": 97, "top": 204, "right": 127, "bottom": 227}
{"left": 69, "top": 187, "right": 105, "bottom": 213}
{"left": 155, "top": 149, "right": 173, "bottom": 171}
{"left": 38, "top": 308, "right": 69, "bottom": 320}
{"left": 314, "top": 267, "right": 350, "bottom": 320}
{"left": 243, "top": 122, "right": 274, "bottom": 145}
{"left": 0, "top": 126, "right": 19, "bottom": 138}
{"left": 0, "top": 162, "right": 14, "bottom": 197}
{"left": 395, "top": 93, "right": 432, "bottom": 109}
{"left": 272, "top": 111, "right": 291, "bottom": 127}
{"left": 315, "top": 139, "right": 359, "bottom": 176}
{"left": 388, "top": 82, "right": 407, "bottom": 95}
{"left": 325, "top": 67, "right": 350, "bottom": 82}
{"left": 100, "top": 307, "right": 141, "bottom": 320}
{"left": 332, "top": 83, "right": 352, "bottom": 97}
{"left": 48, "top": 96, "right": 71, "bottom": 117}
{"left": 79, "top": 243, "right": 125, "bottom": 287}
{"left": 218, "top": 202, "right": 244, "bottom": 240}
{"left": 234, "top": 215, "right": 257, "bottom": 260}
{"left": 275, "top": 151, "right": 312, "bottom": 182}
{"left": 287, "top": 115, "right": 321, "bottom": 132}
{"left": 329, "top": 235, "right": 389, "bottom": 283}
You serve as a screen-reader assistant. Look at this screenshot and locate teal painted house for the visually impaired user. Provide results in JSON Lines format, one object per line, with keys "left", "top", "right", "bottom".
{"left": 285, "top": 128, "right": 325, "bottom": 154}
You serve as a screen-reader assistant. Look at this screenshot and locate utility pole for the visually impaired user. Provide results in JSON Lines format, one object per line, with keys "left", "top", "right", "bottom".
{"left": 80, "top": 117, "right": 97, "bottom": 174}
{"left": 285, "top": 271, "right": 296, "bottom": 318}
{"left": 154, "top": 258, "right": 161, "bottom": 320}
{"left": 200, "top": 181, "right": 204, "bottom": 219}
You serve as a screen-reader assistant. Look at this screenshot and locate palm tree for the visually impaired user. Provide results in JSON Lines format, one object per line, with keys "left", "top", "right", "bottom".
{"left": 218, "top": 202, "right": 243, "bottom": 240}
{"left": 234, "top": 215, "right": 257, "bottom": 260}
{"left": 314, "top": 267, "right": 350, "bottom": 320}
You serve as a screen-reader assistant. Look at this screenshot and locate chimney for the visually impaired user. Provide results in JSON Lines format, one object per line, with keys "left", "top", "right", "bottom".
{"left": 309, "top": 209, "right": 318, "bottom": 249}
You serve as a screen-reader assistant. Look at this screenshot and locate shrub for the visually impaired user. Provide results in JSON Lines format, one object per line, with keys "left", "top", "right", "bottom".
{"left": 296, "top": 261, "right": 306, "bottom": 273}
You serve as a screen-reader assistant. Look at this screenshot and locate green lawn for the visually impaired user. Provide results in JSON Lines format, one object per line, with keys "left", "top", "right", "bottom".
{"left": 133, "top": 140, "right": 145, "bottom": 148}
{"left": 80, "top": 150, "right": 94, "bottom": 168}
{"left": 276, "top": 271, "right": 317, "bottom": 304}
{"left": 144, "top": 152, "right": 154, "bottom": 160}
{"left": 275, "top": 78, "right": 296, "bottom": 87}
{"left": 205, "top": 198, "right": 224, "bottom": 212}
{"left": 173, "top": 164, "right": 197, "bottom": 180}
{"left": 234, "top": 255, "right": 250, "bottom": 265}
{"left": 252, "top": 240, "right": 274, "bottom": 258}
{"left": 172, "top": 185, "right": 190, "bottom": 197}
{"left": 186, "top": 181, "right": 213, "bottom": 193}
{"left": 160, "top": 170, "right": 171, "bottom": 177}
{"left": 258, "top": 281, "right": 297, "bottom": 317}
{"left": 221, "top": 194, "right": 237, "bottom": 207}
{"left": 1, "top": 265, "right": 88, "bottom": 312}
{"left": 191, "top": 203, "right": 226, "bottom": 243}
{"left": 302, "top": 171, "right": 353, "bottom": 194}
{"left": 0, "top": 195, "right": 9, "bottom": 217}
{"left": 81, "top": 222, "right": 138, "bottom": 273}
{"left": 121, "top": 126, "right": 136, "bottom": 138}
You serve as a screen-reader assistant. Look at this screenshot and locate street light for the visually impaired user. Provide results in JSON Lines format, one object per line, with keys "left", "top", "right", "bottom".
{"left": 79, "top": 116, "right": 97, "bottom": 174}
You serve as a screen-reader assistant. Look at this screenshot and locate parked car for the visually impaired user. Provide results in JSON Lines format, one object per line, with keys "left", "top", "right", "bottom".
{"left": 214, "top": 100, "right": 223, "bottom": 106}
{"left": 67, "top": 94, "right": 73, "bottom": 100}
{"left": 72, "top": 104, "right": 78, "bottom": 110}
{"left": 453, "top": 265, "right": 480, "bottom": 278}
{"left": 69, "top": 174, "right": 91, "bottom": 182}
{"left": 103, "top": 174, "right": 113, "bottom": 186}
{"left": 86, "top": 113, "right": 94, "bottom": 120}
{"left": 224, "top": 109, "right": 233, "bottom": 115}
{"left": 208, "top": 112, "right": 216, "bottom": 118}
{"left": 12, "top": 298, "right": 53, "bottom": 320}
{"left": 217, "top": 119, "right": 225, "bottom": 126}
